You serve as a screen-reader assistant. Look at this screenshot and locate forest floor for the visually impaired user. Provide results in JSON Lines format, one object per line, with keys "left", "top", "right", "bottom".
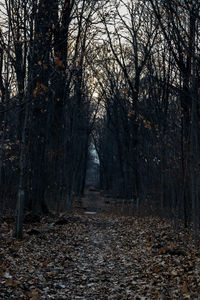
{"left": 0, "top": 190, "right": 200, "bottom": 299}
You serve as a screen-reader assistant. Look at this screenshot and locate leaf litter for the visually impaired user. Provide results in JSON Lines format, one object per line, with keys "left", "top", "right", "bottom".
{"left": 0, "top": 210, "right": 200, "bottom": 299}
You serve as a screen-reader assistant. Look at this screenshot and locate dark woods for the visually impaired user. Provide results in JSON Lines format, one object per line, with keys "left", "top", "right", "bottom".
{"left": 0, "top": 0, "right": 200, "bottom": 240}
{"left": 1, "top": 0, "right": 97, "bottom": 237}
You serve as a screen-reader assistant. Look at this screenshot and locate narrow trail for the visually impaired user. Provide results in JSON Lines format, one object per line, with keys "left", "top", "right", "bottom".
{"left": 76, "top": 188, "right": 134, "bottom": 216}
{"left": 0, "top": 190, "right": 200, "bottom": 299}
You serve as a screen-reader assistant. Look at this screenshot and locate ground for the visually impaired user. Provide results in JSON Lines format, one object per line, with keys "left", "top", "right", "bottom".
{"left": 0, "top": 190, "right": 200, "bottom": 299}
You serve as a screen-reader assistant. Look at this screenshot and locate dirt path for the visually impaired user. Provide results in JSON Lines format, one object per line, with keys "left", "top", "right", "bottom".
{"left": 75, "top": 188, "right": 134, "bottom": 216}
{"left": 0, "top": 191, "right": 200, "bottom": 299}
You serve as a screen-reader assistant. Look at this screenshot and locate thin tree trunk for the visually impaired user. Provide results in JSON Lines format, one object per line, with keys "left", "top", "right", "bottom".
{"left": 15, "top": 96, "right": 29, "bottom": 238}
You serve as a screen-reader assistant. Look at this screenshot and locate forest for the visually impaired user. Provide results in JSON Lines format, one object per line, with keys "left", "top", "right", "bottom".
{"left": 0, "top": 0, "right": 200, "bottom": 298}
